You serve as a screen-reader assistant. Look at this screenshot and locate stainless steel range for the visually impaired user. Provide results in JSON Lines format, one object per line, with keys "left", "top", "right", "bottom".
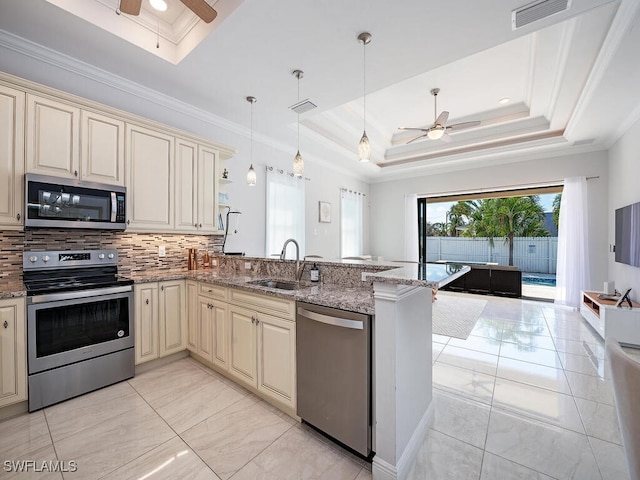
{"left": 23, "top": 249, "right": 134, "bottom": 411}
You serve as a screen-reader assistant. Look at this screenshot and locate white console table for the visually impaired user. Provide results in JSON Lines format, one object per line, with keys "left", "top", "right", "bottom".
{"left": 580, "top": 291, "right": 640, "bottom": 346}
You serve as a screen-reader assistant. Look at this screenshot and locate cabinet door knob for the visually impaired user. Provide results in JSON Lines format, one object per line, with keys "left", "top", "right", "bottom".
{"left": 74, "top": 170, "right": 78, "bottom": 177}
{"left": 161, "top": 286, "right": 164, "bottom": 291}
{"left": 145, "top": 299, "right": 149, "bottom": 305}
{"left": 127, "top": 220, "right": 130, "bottom": 225}
{"left": 195, "top": 223, "right": 198, "bottom": 227}
{"left": 199, "top": 223, "right": 202, "bottom": 228}
{"left": 16, "top": 213, "right": 21, "bottom": 221}
{"left": 255, "top": 318, "right": 260, "bottom": 325}
{"left": 251, "top": 316, "right": 255, "bottom": 324}
{"left": 3, "top": 321, "right": 7, "bottom": 329}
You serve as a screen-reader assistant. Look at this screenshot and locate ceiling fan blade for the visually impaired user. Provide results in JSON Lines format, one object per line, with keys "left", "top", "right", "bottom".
{"left": 119, "top": 0, "right": 142, "bottom": 15}
{"left": 446, "top": 120, "right": 481, "bottom": 131}
{"left": 434, "top": 111, "right": 449, "bottom": 126}
{"left": 180, "top": 0, "right": 218, "bottom": 23}
{"left": 441, "top": 133, "right": 452, "bottom": 143}
{"left": 398, "top": 127, "right": 429, "bottom": 132}
{"left": 406, "top": 134, "right": 427, "bottom": 144}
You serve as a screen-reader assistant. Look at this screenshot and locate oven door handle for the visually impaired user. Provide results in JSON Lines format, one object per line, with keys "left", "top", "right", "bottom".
{"left": 28, "top": 285, "right": 133, "bottom": 304}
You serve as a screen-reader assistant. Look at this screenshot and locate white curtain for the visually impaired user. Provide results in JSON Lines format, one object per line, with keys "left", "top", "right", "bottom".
{"left": 265, "top": 167, "right": 305, "bottom": 258}
{"left": 555, "top": 176, "right": 590, "bottom": 307}
{"left": 404, "top": 194, "right": 419, "bottom": 262}
{"left": 341, "top": 189, "right": 364, "bottom": 257}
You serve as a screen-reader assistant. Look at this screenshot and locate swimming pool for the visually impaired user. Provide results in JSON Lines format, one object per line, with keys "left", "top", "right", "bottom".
{"left": 522, "top": 274, "right": 556, "bottom": 287}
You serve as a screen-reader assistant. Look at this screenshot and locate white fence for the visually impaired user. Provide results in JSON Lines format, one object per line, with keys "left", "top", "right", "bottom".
{"left": 425, "top": 237, "right": 558, "bottom": 274}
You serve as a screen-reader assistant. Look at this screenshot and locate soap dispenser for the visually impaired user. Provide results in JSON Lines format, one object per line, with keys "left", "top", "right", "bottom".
{"left": 310, "top": 263, "right": 320, "bottom": 282}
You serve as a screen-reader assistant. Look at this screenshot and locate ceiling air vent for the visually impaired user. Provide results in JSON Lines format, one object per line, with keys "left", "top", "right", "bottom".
{"left": 512, "top": 0, "right": 571, "bottom": 30}
{"left": 289, "top": 99, "right": 317, "bottom": 115}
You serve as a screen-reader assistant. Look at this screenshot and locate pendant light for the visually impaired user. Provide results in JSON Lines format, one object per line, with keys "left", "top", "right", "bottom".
{"left": 246, "top": 96, "right": 257, "bottom": 186}
{"left": 357, "top": 32, "right": 372, "bottom": 162}
{"left": 292, "top": 69, "right": 304, "bottom": 177}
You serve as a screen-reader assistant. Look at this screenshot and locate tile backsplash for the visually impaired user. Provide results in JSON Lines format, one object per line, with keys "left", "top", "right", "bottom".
{"left": 0, "top": 229, "right": 223, "bottom": 278}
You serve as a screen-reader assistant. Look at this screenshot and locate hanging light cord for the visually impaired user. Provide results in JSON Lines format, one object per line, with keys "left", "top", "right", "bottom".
{"left": 362, "top": 39, "right": 366, "bottom": 131}
{"left": 250, "top": 100, "right": 254, "bottom": 160}
{"left": 297, "top": 74, "right": 300, "bottom": 150}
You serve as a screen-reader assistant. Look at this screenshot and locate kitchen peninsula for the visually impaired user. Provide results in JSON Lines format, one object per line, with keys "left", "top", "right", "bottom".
{"left": 129, "top": 257, "right": 469, "bottom": 480}
{"left": 0, "top": 257, "right": 468, "bottom": 480}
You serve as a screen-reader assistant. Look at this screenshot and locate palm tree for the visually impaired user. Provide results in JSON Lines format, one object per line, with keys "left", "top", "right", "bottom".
{"left": 552, "top": 194, "right": 561, "bottom": 229}
{"left": 464, "top": 196, "right": 548, "bottom": 265}
{"left": 446, "top": 201, "right": 474, "bottom": 237}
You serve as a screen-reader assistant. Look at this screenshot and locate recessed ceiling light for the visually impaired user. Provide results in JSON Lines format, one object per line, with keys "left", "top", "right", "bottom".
{"left": 149, "top": 0, "right": 168, "bottom": 12}
{"left": 499, "top": 97, "right": 511, "bottom": 105}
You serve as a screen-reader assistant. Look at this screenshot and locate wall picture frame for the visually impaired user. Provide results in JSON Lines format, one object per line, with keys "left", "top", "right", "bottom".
{"left": 319, "top": 201, "right": 331, "bottom": 223}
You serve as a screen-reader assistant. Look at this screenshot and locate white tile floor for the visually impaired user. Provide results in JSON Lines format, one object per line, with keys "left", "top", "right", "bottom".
{"left": 0, "top": 294, "right": 635, "bottom": 479}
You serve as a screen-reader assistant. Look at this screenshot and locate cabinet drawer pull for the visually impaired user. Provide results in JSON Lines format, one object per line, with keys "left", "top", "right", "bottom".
{"left": 3, "top": 321, "right": 7, "bottom": 329}
{"left": 145, "top": 299, "right": 149, "bottom": 305}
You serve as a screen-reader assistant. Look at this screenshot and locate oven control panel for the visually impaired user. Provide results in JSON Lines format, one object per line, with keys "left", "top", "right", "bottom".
{"left": 23, "top": 249, "right": 118, "bottom": 270}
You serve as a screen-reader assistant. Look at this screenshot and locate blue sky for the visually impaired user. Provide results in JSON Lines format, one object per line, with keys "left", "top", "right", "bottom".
{"left": 426, "top": 193, "right": 557, "bottom": 224}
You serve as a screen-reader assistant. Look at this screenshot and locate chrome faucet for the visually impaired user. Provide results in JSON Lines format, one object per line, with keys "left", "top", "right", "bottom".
{"left": 280, "top": 238, "right": 305, "bottom": 281}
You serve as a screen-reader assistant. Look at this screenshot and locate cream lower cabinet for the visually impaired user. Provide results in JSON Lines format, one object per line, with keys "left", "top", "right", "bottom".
{"left": 0, "top": 297, "right": 27, "bottom": 408}
{"left": 135, "top": 280, "right": 186, "bottom": 365}
{"left": 228, "top": 289, "right": 296, "bottom": 409}
{"left": 187, "top": 281, "right": 228, "bottom": 369}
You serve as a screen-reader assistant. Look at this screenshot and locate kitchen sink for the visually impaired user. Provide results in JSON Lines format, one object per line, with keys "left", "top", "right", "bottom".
{"left": 247, "top": 279, "right": 307, "bottom": 290}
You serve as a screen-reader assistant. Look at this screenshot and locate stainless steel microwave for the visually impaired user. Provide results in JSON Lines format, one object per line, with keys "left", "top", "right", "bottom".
{"left": 25, "top": 174, "right": 126, "bottom": 230}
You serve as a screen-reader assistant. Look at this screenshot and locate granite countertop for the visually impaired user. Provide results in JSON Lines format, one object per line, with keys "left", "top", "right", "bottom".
{"left": 0, "top": 275, "right": 26, "bottom": 299}
{"left": 126, "top": 268, "right": 376, "bottom": 314}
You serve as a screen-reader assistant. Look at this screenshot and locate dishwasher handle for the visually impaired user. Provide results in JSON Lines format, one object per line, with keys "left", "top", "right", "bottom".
{"left": 297, "top": 307, "right": 364, "bottom": 330}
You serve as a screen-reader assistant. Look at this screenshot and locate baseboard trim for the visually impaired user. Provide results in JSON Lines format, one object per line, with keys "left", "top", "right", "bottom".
{"left": 372, "top": 400, "right": 434, "bottom": 480}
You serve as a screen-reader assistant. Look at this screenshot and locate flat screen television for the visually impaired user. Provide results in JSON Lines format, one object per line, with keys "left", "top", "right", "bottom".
{"left": 615, "top": 201, "right": 640, "bottom": 267}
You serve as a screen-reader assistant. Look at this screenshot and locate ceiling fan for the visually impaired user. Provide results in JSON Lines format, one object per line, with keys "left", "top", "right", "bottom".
{"left": 399, "top": 88, "right": 481, "bottom": 144}
{"left": 119, "top": 0, "right": 217, "bottom": 23}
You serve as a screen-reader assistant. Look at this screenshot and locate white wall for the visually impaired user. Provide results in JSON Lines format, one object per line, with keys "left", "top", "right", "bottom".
{"left": 608, "top": 115, "right": 640, "bottom": 301}
{"left": 1, "top": 46, "right": 369, "bottom": 260}
{"left": 369, "top": 151, "right": 609, "bottom": 289}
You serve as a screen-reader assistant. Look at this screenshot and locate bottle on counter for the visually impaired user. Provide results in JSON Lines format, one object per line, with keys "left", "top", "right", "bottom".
{"left": 203, "top": 251, "right": 210, "bottom": 269}
{"left": 310, "top": 263, "right": 320, "bottom": 282}
{"left": 188, "top": 248, "right": 194, "bottom": 270}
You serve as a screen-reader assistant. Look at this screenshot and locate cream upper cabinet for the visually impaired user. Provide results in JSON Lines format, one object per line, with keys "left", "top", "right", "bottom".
{"left": 158, "top": 280, "right": 186, "bottom": 357}
{"left": 0, "top": 85, "right": 25, "bottom": 228}
{"left": 134, "top": 283, "right": 159, "bottom": 365}
{"left": 81, "top": 110, "right": 125, "bottom": 186}
{"left": 198, "top": 145, "right": 218, "bottom": 233}
{"left": 0, "top": 297, "right": 27, "bottom": 408}
{"left": 126, "top": 124, "right": 174, "bottom": 231}
{"left": 26, "top": 94, "right": 80, "bottom": 179}
{"left": 174, "top": 139, "right": 218, "bottom": 233}
{"left": 175, "top": 138, "right": 198, "bottom": 232}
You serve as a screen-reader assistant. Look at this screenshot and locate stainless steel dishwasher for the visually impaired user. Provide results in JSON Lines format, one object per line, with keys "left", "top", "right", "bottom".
{"left": 296, "top": 302, "right": 372, "bottom": 457}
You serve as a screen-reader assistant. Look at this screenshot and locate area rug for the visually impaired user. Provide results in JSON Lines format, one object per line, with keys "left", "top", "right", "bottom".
{"left": 432, "top": 292, "right": 488, "bottom": 339}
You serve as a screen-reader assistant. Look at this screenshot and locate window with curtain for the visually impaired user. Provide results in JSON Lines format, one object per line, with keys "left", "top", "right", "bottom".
{"left": 265, "top": 167, "right": 305, "bottom": 258}
{"left": 340, "top": 189, "right": 365, "bottom": 257}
